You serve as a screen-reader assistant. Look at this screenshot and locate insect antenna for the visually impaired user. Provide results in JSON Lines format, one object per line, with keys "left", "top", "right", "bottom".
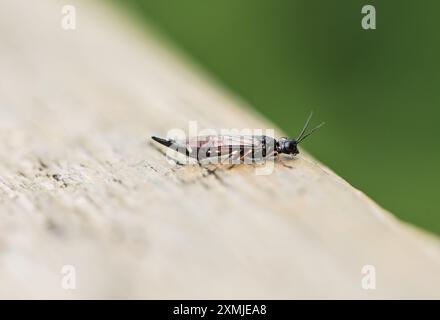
{"left": 297, "top": 122, "right": 325, "bottom": 144}
{"left": 296, "top": 111, "right": 314, "bottom": 141}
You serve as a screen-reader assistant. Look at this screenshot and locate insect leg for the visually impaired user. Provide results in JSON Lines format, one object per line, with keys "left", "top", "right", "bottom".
{"left": 275, "top": 153, "right": 293, "bottom": 169}
{"left": 228, "top": 149, "right": 253, "bottom": 170}
{"left": 197, "top": 150, "right": 238, "bottom": 174}
{"left": 219, "top": 150, "right": 241, "bottom": 170}
{"left": 260, "top": 151, "right": 292, "bottom": 168}
{"left": 260, "top": 150, "right": 275, "bottom": 165}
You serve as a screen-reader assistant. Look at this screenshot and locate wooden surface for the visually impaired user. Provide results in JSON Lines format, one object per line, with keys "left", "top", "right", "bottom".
{"left": 0, "top": 0, "right": 439, "bottom": 299}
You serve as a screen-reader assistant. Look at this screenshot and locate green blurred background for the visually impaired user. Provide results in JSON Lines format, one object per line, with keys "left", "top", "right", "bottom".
{"left": 115, "top": 0, "right": 440, "bottom": 235}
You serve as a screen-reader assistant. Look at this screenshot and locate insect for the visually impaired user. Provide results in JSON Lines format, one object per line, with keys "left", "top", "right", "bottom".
{"left": 151, "top": 112, "right": 324, "bottom": 164}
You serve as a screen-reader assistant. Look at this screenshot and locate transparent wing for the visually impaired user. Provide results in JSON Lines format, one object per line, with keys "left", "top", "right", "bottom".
{"left": 184, "top": 135, "right": 262, "bottom": 149}
{"left": 170, "top": 135, "right": 271, "bottom": 159}
{"left": 222, "top": 135, "right": 262, "bottom": 147}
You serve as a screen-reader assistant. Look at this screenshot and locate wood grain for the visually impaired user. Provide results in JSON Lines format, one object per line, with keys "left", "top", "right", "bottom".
{"left": 0, "top": 0, "right": 439, "bottom": 299}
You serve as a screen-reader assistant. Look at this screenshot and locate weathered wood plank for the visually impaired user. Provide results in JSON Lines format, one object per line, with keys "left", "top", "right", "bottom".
{"left": 0, "top": 0, "right": 439, "bottom": 298}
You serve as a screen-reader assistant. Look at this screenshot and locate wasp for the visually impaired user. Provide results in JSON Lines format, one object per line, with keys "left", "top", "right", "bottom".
{"left": 151, "top": 112, "right": 324, "bottom": 164}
